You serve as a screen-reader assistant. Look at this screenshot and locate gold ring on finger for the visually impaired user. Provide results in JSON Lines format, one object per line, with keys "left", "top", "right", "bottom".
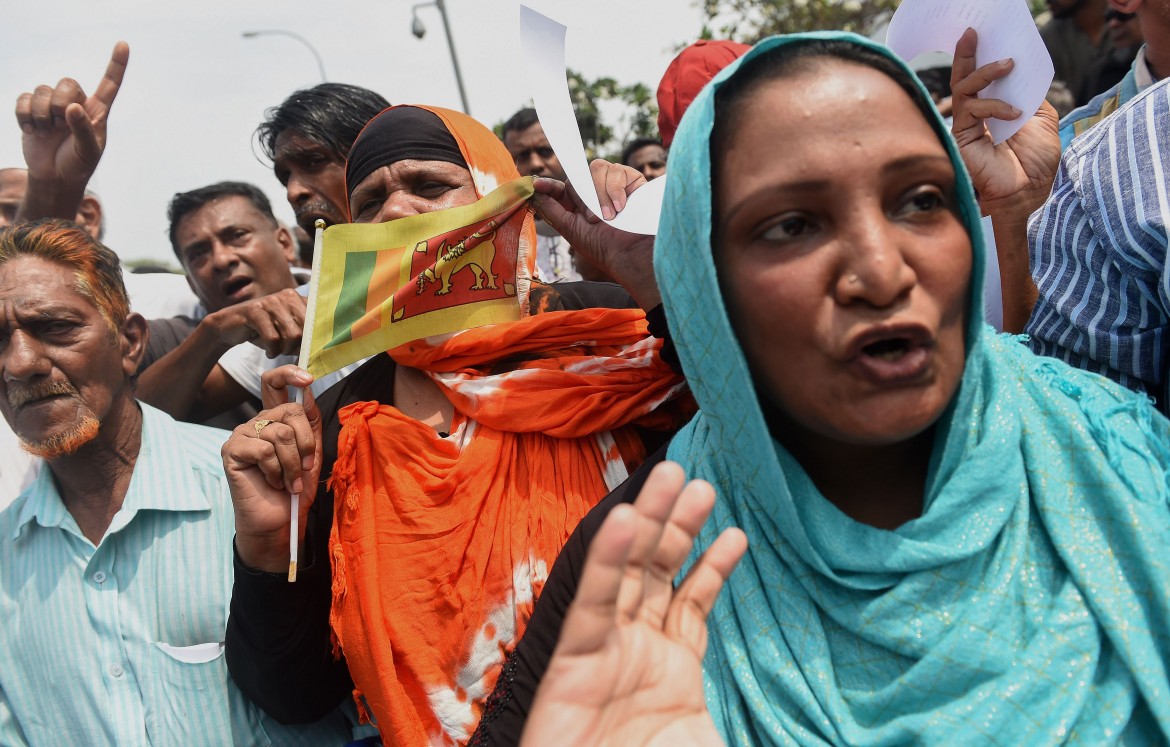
{"left": 254, "top": 419, "right": 274, "bottom": 436}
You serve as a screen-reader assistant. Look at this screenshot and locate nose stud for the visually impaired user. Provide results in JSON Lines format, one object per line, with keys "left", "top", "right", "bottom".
{"left": 848, "top": 274, "right": 860, "bottom": 284}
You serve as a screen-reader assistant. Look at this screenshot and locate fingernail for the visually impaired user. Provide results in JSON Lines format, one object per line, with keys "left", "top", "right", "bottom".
{"left": 302, "top": 455, "right": 313, "bottom": 470}
{"left": 998, "top": 59, "right": 1013, "bottom": 68}
{"left": 1010, "top": 106, "right": 1022, "bottom": 117}
{"left": 602, "top": 206, "right": 615, "bottom": 220}
{"left": 292, "top": 478, "right": 304, "bottom": 494}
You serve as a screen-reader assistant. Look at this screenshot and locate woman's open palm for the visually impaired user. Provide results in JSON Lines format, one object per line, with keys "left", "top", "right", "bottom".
{"left": 521, "top": 462, "right": 747, "bottom": 747}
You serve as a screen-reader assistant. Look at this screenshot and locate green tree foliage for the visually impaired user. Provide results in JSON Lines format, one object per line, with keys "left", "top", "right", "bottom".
{"left": 700, "top": 0, "right": 898, "bottom": 42}
{"left": 497, "top": 70, "right": 660, "bottom": 162}
{"left": 568, "top": 69, "right": 661, "bottom": 160}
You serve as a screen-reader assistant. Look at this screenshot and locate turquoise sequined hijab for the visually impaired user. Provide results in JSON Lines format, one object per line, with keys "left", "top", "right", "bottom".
{"left": 658, "top": 31, "right": 1170, "bottom": 745}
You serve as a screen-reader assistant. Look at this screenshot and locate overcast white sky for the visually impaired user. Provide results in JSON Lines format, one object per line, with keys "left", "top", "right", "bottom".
{"left": 0, "top": 0, "right": 705, "bottom": 266}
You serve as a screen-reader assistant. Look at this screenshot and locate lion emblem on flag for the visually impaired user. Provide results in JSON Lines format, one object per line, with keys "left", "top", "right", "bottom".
{"left": 415, "top": 220, "right": 499, "bottom": 297}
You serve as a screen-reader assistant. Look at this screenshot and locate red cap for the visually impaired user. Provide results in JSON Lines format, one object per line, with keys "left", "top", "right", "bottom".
{"left": 656, "top": 39, "right": 752, "bottom": 148}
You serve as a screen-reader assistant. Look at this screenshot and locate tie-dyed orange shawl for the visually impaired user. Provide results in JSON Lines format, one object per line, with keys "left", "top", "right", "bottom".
{"left": 327, "top": 106, "right": 691, "bottom": 745}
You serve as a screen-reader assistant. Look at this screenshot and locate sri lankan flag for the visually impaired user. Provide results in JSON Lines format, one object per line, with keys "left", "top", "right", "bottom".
{"left": 303, "top": 176, "right": 535, "bottom": 378}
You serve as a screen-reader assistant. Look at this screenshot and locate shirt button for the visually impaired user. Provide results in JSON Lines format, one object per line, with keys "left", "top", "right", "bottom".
{"left": 92, "top": 571, "right": 107, "bottom": 584}
{"left": 109, "top": 664, "right": 124, "bottom": 678}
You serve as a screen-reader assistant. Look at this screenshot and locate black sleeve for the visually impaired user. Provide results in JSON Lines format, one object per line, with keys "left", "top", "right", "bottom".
{"left": 533, "top": 279, "right": 640, "bottom": 311}
{"left": 530, "top": 281, "right": 683, "bottom": 378}
{"left": 470, "top": 444, "right": 671, "bottom": 746}
{"left": 225, "top": 352, "right": 397, "bottom": 723}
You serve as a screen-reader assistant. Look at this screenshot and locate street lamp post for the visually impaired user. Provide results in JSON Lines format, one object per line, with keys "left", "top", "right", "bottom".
{"left": 410, "top": 0, "right": 471, "bottom": 115}
{"left": 242, "top": 29, "right": 328, "bottom": 83}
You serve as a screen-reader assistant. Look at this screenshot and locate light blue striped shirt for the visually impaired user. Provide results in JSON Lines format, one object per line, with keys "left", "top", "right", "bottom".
{"left": 0, "top": 402, "right": 354, "bottom": 746}
{"left": 1025, "top": 77, "right": 1170, "bottom": 394}
{"left": 1056, "top": 46, "right": 1151, "bottom": 150}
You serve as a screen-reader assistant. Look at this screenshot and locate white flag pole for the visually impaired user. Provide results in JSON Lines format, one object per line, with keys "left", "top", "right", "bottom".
{"left": 287, "top": 218, "right": 327, "bottom": 582}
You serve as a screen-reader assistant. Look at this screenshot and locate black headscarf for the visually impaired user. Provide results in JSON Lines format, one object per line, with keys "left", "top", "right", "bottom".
{"left": 345, "top": 106, "right": 469, "bottom": 195}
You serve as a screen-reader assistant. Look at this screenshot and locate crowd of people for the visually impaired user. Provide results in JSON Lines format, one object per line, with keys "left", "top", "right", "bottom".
{"left": 0, "top": 2, "right": 1168, "bottom": 745}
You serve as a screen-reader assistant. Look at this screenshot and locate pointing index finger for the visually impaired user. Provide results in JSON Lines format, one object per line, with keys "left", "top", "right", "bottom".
{"left": 90, "top": 42, "right": 129, "bottom": 116}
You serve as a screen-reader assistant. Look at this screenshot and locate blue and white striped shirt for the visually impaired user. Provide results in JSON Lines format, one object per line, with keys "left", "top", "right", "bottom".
{"left": 0, "top": 402, "right": 354, "bottom": 746}
{"left": 1025, "top": 77, "right": 1170, "bottom": 394}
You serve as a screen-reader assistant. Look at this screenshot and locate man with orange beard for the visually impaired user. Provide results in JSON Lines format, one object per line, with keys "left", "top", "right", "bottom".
{"left": 0, "top": 220, "right": 354, "bottom": 745}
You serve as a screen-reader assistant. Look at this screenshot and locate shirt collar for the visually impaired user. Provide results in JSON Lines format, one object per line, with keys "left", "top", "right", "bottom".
{"left": 11, "top": 402, "right": 212, "bottom": 541}
{"left": 1135, "top": 46, "right": 1156, "bottom": 89}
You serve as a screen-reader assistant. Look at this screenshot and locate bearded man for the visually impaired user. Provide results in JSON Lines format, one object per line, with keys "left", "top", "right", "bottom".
{"left": 0, "top": 220, "right": 353, "bottom": 745}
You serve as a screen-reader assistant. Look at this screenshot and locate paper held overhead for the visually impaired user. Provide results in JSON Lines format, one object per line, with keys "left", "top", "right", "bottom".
{"left": 885, "top": 0, "right": 1054, "bottom": 143}
{"left": 519, "top": 4, "right": 665, "bottom": 236}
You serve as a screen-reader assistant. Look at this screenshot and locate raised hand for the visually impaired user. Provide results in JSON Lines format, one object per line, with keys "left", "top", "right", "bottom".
{"left": 531, "top": 159, "right": 660, "bottom": 309}
{"left": 15, "top": 42, "right": 128, "bottom": 199}
{"left": 949, "top": 28, "right": 1060, "bottom": 207}
{"left": 521, "top": 462, "right": 746, "bottom": 747}
{"left": 949, "top": 27, "right": 1055, "bottom": 333}
{"left": 222, "top": 365, "right": 320, "bottom": 574}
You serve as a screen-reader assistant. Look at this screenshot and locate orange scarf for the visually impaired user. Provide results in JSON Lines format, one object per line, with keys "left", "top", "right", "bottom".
{"left": 329, "top": 308, "right": 691, "bottom": 744}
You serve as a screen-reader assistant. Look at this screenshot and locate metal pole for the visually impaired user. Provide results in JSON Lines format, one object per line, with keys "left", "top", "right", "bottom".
{"left": 242, "top": 30, "right": 327, "bottom": 82}
{"left": 434, "top": 0, "right": 471, "bottom": 115}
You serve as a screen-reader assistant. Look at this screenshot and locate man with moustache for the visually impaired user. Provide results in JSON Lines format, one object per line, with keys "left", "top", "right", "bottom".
{"left": 133, "top": 85, "right": 392, "bottom": 426}
{"left": 257, "top": 82, "right": 390, "bottom": 236}
{"left": 0, "top": 219, "right": 353, "bottom": 745}
{"left": 134, "top": 181, "right": 306, "bottom": 426}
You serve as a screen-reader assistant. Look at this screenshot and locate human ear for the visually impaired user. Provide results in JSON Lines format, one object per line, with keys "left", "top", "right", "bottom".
{"left": 120, "top": 312, "right": 149, "bottom": 377}
{"left": 75, "top": 196, "right": 103, "bottom": 240}
{"left": 276, "top": 225, "right": 296, "bottom": 264}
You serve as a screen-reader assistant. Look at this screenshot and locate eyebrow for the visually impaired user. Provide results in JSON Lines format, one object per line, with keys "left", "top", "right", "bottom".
{"left": 2, "top": 304, "right": 87, "bottom": 326}
{"left": 881, "top": 154, "right": 955, "bottom": 176}
{"left": 721, "top": 153, "right": 954, "bottom": 224}
{"left": 720, "top": 177, "right": 833, "bottom": 226}
{"left": 277, "top": 142, "right": 331, "bottom": 161}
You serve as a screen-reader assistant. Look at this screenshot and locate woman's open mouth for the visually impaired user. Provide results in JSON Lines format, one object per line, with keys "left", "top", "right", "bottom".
{"left": 864, "top": 337, "right": 913, "bottom": 361}
{"left": 847, "top": 326, "right": 934, "bottom": 384}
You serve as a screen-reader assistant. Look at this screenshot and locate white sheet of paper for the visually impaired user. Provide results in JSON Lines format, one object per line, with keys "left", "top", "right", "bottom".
{"left": 886, "top": 0, "right": 1053, "bottom": 143}
{"left": 520, "top": 5, "right": 664, "bottom": 235}
{"left": 981, "top": 215, "right": 1004, "bottom": 332}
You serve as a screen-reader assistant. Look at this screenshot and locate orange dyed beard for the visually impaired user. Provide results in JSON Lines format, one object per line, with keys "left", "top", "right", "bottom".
{"left": 9, "top": 380, "right": 103, "bottom": 458}
{"left": 19, "top": 412, "right": 101, "bottom": 458}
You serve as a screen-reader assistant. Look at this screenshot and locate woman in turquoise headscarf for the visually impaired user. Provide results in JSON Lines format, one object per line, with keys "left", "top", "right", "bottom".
{"left": 486, "top": 30, "right": 1170, "bottom": 747}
